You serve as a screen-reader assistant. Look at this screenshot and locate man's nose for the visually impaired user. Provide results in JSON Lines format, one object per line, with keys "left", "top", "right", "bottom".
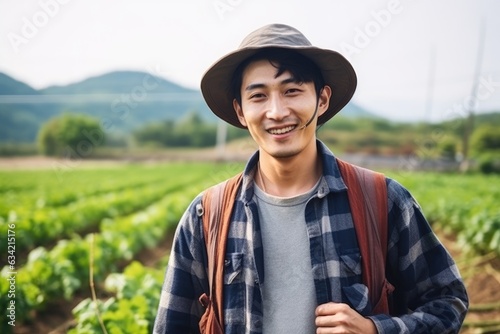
{"left": 265, "top": 95, "right": 290, "bottom": 120}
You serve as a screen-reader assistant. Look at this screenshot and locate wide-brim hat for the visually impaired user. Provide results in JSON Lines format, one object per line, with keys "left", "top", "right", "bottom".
{"left": 200, "top": 23, "right": 357, "bottom": 129}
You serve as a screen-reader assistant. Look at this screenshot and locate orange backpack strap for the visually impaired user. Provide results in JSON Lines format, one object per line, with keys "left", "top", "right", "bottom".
{"left": 199, "top": 172, "right": 243, "bottom": 333}
{"left": 336, "top": 158, "right": 393, "bottom": 315}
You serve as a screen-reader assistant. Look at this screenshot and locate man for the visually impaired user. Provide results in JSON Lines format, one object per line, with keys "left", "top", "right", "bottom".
{"left": 154, "top": 24, "right": 468, "bottom": 333}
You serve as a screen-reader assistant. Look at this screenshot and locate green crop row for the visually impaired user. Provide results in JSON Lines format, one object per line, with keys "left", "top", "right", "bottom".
{"left": 0, "top": 184, "right": 201, "bottom": 333}
{"left": 0, "top": 163, "right": 213, "bottom": 220}
{"left": 0, "top": 169, "right": 211, "bottom": 255}
{"left": 0, "top": 163, "right": 184, "bottom": 192}
{"left": 389, "top": 171, "right": 500, "bottom": 255}
{"left": 0, "top": 174, "right": 165, "bottom": 217}
{"left": 426, "top": 201, "right": 500, "bottom": 255}
{"left": 69, "top": 260, "right": 165, "bottom": 334}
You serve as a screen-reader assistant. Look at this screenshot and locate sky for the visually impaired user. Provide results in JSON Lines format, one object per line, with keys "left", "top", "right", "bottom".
{"left": 1, "top": 0, "right": 499, "bottom": 123}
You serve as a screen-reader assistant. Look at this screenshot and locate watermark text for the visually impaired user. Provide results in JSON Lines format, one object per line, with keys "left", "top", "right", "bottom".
{"left": 6, "top": 221, "right": 17, "bottom": 327}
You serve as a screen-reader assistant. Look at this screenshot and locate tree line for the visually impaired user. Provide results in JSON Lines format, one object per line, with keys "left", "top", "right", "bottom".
{"left": 36, "top": 111, "right": 247, "bottom": 154}
{"left": 32, "top": 111, "right": 500, "bottom": 173}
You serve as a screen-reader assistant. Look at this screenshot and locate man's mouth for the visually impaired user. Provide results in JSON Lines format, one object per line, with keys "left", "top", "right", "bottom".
{"left": 268, "top": 125, "right": 296, "bottom": 135}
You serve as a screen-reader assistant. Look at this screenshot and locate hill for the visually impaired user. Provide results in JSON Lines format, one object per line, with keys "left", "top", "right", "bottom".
{"left": 40, "top": 71, "right": 190, "bottom": 95}
{"left": 0, "top": 70, "right": 378, "bottom": 142}
{"left": 0, "top": 73, "right": 39, "bottom": 95}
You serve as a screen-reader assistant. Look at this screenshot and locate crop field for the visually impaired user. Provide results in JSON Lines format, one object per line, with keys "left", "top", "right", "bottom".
{"left": 1, "top": 162, "right": 499, "bottom": 333}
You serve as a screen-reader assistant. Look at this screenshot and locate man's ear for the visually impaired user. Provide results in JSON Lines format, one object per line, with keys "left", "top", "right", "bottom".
{"left": 233, "top": 99, "right": 247, "bottom": 127}
{"left": 317, "top": 85, "right": 332, "bottom": 117}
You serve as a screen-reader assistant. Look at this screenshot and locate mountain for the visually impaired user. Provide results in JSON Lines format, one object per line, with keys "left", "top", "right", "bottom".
{"left": 338, "top": 102, "right": 375, "bottom": 118}
{"left": 0, "top": 73, "right": 39, "bottom": 95}
{"left": 0, "top": 71, "right": 214, "bottom": 142}
{"left": 0, "top": 71, "right": 378, "bottom": 142}
{"left": 40, "top": 71, "right": 190, "bottom": 95}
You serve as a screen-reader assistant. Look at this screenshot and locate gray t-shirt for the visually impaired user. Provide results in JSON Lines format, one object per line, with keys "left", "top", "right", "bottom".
{"left": 254, "top": 179, "right": 321, "bottom": 334}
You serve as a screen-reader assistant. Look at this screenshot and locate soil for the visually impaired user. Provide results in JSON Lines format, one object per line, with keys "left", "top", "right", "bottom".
{"left": 0, "top": 146, "right": 255, "bottom": 171}
{"left": 437, "top": 230, "right": 500, "bottom": 334}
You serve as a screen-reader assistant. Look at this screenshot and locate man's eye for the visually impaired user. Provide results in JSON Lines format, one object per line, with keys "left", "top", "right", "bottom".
{"left": 250, "top": 93, "right": 265, "bottom": 99}
{"left": 285, "top": 88, "right": 301, "bottom": 94}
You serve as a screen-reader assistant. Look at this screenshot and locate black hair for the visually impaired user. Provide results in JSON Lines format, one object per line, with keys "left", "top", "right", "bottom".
{"left": 231, "top": 48, "right": 325, "bottom": 107}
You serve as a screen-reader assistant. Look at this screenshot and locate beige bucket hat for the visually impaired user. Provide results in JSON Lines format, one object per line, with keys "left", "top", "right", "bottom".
{"left": 200, "top": 23, "right": 357, "bottom": 128}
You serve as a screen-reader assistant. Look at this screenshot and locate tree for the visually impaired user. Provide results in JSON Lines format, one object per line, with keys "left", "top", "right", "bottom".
{"left": 471, "top": 125, "right": 500, "bottom": 174}
{"left": 471, "top": 125, "right": 500, "bottom": 154}
{"left": 437, "top": 137, "right": 457, "bottom": 160}
{"left": 133, "top": 111, "right": 219, "bottom": 148}
{"left": 37, "top": 113, "right": 104, "bottom": 157}
{"left": 133, "top": 120, "right": 176, "bottom": 147}
{"left": 173, "top": 111, "right": 215, "bottom": 147}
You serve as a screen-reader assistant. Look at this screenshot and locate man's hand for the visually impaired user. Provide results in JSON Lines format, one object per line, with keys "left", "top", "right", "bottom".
{"left": 315, "top": 302, "right": 377, "bottom": 334}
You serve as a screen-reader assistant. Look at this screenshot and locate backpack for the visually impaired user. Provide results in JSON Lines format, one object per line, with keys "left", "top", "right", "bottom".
{"left": 198, "top": 158, "right": 392, "bottom": 333}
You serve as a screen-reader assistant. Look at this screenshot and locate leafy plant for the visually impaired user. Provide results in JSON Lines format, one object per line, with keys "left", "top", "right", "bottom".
{"left": 70, "top": 261, "right": 164, "bottom": 334}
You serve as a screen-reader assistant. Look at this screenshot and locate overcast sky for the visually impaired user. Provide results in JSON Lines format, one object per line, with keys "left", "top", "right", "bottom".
{"left": 1, "top": 0, "right": 499, "bottom": 122}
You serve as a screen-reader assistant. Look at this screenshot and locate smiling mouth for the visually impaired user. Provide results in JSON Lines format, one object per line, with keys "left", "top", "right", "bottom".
{"left": 268, "top": 125, "right": 296, "bottom": 135}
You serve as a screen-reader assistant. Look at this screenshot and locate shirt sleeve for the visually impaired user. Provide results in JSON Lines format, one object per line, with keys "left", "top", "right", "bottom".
{"left": 153, "top": 195, "right": 208, "bottom": 334}
{"left": 368, "top": 178, "right": 469, "bottom": 334}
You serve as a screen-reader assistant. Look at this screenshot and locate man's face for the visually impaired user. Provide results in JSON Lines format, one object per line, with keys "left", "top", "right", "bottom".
{"left": 233, "top": 59, "right": 331, "bottom": 160}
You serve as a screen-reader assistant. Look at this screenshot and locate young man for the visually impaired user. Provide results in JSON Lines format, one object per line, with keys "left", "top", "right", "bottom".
{"left": 154, "top": 24, "right": 468, "bottom": 333}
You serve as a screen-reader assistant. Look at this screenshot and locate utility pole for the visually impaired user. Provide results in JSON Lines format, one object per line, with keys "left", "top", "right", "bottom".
{"left": 460, "top": 18, "right": 486, "bottom": 172}
{"left": 216, "top": 119, "right": 227, "bottom": 160}
{"left": 425, "top": 44, "right": 436, "bottom": 122}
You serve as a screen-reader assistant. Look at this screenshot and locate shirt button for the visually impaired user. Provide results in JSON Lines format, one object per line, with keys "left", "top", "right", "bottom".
{"left": 254, "top": 278, "right": 259, "bottom": 285}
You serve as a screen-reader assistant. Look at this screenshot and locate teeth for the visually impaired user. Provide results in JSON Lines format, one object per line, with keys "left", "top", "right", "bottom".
{"left": 269, "top": 126, "right": 295, "bottom": 135}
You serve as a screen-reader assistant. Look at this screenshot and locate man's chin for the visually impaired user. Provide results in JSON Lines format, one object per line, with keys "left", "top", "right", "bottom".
{"left": 266, "top": 148, "right": 301, "bottom": 160}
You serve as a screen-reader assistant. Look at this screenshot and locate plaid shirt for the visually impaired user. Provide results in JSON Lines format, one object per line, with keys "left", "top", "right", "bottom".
{"left": 154, "top": 141, "right": 468, "bottom": 334}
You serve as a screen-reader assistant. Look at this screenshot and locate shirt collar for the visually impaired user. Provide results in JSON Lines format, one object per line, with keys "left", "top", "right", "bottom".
{"left": 239, "top": 140, "right": 348, "bottom": 204}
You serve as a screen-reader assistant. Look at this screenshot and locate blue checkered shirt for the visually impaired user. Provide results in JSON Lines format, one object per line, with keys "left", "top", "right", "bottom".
{"left": 154, "top": 141, "right": 468, "bottom": 334}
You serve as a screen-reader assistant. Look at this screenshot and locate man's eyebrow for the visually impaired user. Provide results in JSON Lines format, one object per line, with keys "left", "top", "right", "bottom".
{"left": 244, "top": 77, "right": 300, "bottom": 91}
{"left": 280, "top": 77, "right": 299, "bottom": 85}
{"left": 245, "top": 83, "right": 265, "bottom": 91}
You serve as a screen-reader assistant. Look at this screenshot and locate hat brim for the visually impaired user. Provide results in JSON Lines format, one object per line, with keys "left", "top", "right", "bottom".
{"left": 201, "top": 45, "right": 357, "bottom": 129}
